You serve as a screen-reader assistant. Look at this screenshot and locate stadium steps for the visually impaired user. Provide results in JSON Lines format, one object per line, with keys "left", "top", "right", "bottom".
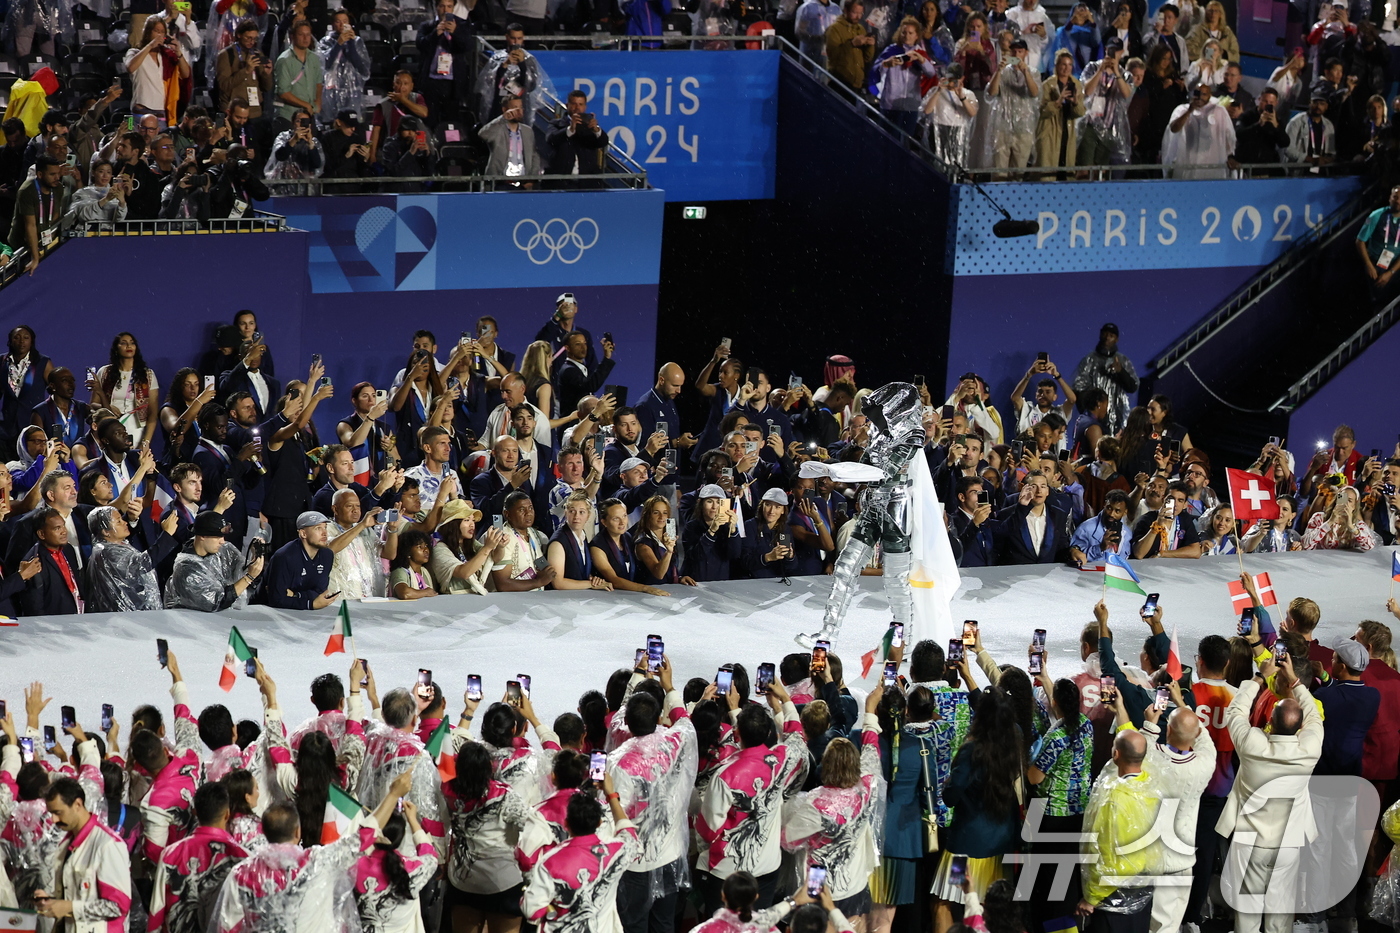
{"left": 1143, "top": 176, "right": 1388, "bottom": 467}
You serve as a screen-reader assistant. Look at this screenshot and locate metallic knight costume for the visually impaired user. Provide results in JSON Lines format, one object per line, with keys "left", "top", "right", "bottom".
{"left": 797, "top": 381, "right": 925, "bottom": 648}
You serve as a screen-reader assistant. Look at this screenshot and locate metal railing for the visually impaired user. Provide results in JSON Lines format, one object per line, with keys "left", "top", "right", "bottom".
{"left": 1270, "top": 287, "right": 1400, "bottom": 411}
{"left": 73, "top": 210, "right": 290, "bottom": 236}
{"left": 960, "top": 162, "right": 1368, "bottom": 180}
{"left": 0, "top": 246, "right": 32, "bottom": 291}
{"left": 1147, "top": 178, "right": 1382, "bottom": 379}
{"left": 262, "top": 172, "right": 648, "bottom": 193}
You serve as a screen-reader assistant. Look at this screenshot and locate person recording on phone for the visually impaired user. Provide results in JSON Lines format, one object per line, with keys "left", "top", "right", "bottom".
{"left": 1131, "top": 481, "right": 1202, "bottom": 558}
{"left": 377, "top": 117, "right": 437, "bottom": 184}
{"left": 547, "top": 89, "right": 610, "bottom": 177}
{"left": 85, "top": 503, "right": 179, "bottom": 612}
{"left": 215, "top": 22, "right": 275, "bottom": 119}
{"left": 164, "top": 509, "right": 263, "bottom": 610}
{"left": 264, "top": 108, "right": 324, "bottom": 190}
{"left": 555, "top": 331, "right": 616, "bottom": 416}
{"left": 951, "top": 476, "right": 997, "bottom": 567}
{"left": 1070, "top": 489, "right": 1133, "bottom": 564}
{"left": 320, "top": 110, "right": 371, "bottom": 181}
{"left": 469, "top": 435, "right": 544, "bottom": 532}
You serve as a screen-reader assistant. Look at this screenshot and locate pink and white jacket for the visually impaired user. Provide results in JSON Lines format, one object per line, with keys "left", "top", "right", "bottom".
{"left": 52, "top": 815, "right": 132, "bottom": 933}
{"left": 355, "top": 726, "right": 445, "bottom": 861}
{"left": 521, "top": 821, "right": 639, "bottom": 933}
{"left": 780, "top": 720, "right": 883, "bottom": 900}
{"left": 213, "top": 821, "right": 377, "bottom": 933}
{"left": 148, "top": 825, "right": 249, "bottom": 933}
{"left": 440, "top": 777, "right": 529, "bottom": 896}
{"left": 352, "top": 828, "right": 437, "bottom": 933}
{"left": 288, "top": 709, "right": 367, "bottom": 794}
{"left": 140, "top": 684, "right": 203, "bottom": 864}
{"left": 691, "top": 902, "right": 793, "bottom": 933}
{"left": 695, "top": 700, "right": 809, "bottom": 880}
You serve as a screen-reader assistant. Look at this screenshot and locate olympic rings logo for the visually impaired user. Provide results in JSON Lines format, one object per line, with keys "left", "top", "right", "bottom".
{"left": 512, "top": 218, "right": 600, "bottom": 265}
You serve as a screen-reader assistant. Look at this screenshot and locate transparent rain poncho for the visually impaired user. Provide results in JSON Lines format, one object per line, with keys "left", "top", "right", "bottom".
{"left": 86, "top": 507, "right": 163, "bottom": 613}
{"left": 163, "top": 540, "right": 251, "bottom": 612}
{"left": 1079, "top": 762, "right": 1164, "bottom": 915}
{"left": 356, "top": 723, "right": 445, "bottom": 858}
{"left": 476, "top": 47, "right": 554, "bottom": 126}
{"left": 1077, "top": 60, "right": 1134, "bottom": 163}
{"left": 316, "top": 28, "right": 370, "bottom": 126}
{"left": 780, "top": 729, "right": 887, "bottom": 899}
{"left": 607, "top": 705, "right": 698, "bottom": 900}
{"left": 5, "top": 0, "right": 74, "bottom": 55}
{"left": 211, "top": 824, "right": 373, "bottom": 933}
{"left": 1371, "top": 798, "right": 1400, "bottom": 926}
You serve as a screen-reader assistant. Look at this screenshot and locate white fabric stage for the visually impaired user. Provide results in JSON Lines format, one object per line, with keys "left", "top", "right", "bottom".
{"left": 4, "top": 549, "right": 1397, "bottom": 729}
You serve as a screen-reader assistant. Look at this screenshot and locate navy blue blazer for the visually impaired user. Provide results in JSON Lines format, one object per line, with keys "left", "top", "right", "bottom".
{"left": 19, "top": 543, "right": 82, "bottom": 616}
{"left": 952, "top": 509, "right": 996, "bottom": 567}
{"left": 993, "top": 502, "right": 1070, "bottom": 565}
{"left": 547, "top": 524, "right": 593, "bottom": 584}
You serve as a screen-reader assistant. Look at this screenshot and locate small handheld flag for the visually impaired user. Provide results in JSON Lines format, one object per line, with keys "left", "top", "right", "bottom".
{"left": 322, "top": 784, "right": 363, "bottom": 844}
{"left": 1104, "top": 553, "right": 1146, "bottom": 596}
{"left": 1392, "top": 552, "right": 1400, "bottom": 583}
{"left": 219, "top": 627, "right": 253, "bottom": 692}
{"left": 1166, "top": 624, "right": 1183, "bottom": 681}
{"left": 425, "top": 720, "right": 456, "bottom": 782}
{"left": 349, "top": 444, "right": 371, "bottom": 487}
{"left": 325, "top": 601, "right": 352, "bottom": 656}
{"left": 1228, "top": 572, "right": 1277, "bottom": 609}
{"left": 860, "top": 625, "right": 898, "bottom": 679}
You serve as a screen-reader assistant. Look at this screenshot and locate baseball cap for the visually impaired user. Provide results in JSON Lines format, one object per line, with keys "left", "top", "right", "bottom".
{"left": 1010, "top": 38, "right": 1029, "bottom": 49}
{"left": 193, "top": 511, "right": 230, "bottom": 537}
{"left": 620, "top": 457, "right": 647, "bottom": 472}
{"left": 556, "top": 292, "right": 577, "bottom": 305}
{"left": 296, "top": 510, "right": 331, "bottom": 529}
{"left": 336, "top": 109, "right": 361, "bottom": 125}
{"left": 1333, "top": 636, "right": 1370, "bottom": 673}
{"left": 761, "top": 488, "right": 789, "bottom": 505}
{"left": 1101, "top": 322, "right": 1120, "bottom": 335}
{"left": 698, "top": 484, "right": 726, "bottom": 499}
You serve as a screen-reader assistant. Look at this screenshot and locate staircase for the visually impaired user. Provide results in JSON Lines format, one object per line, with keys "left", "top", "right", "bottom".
{"left": 1144, "top": 176, "right": 1389, "bottom": 468}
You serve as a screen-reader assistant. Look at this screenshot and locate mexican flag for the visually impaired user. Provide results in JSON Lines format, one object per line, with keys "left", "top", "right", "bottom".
{"left": 425, "top": 719, "right": 456, "bottom": 782}
{"left": 324, "top": 601, "right": 351, "bottom": 656}
{"left": 219, "top": 627, "right": 253, "bottom": 692}
{"left": 1104, "top": 553, "right": 1146, "bottom": 596}
{"left": 322, "top": 784, "right": 363, "bottom": 844}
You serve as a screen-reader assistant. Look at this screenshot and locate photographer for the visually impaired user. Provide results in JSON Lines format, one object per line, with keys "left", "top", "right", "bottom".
{"left": 264, "top": 109, "right": 324, "bottom": 193}
{"left": 215, "top": 21, "right": 275, "bottom": 118}
{"left": 416, "top": 0, "right": 474, "bottom": 126}
{"left": 321, "top": 110, "right": 371, "bottom": 182}
{"left": 159, "top": 148, "right": 211, "bottom": 221}
{"left": 378, "top": 117, "right": 437, "bottom": 186}
{"left": 873, "top": 18, "right": 936, "bottom": 138}
{"left": 206, "top": 145, "right": 270, "bottom": 219}
{"left": 546, "top": 89, "right": 610, "bottom": 178}
{"left": 125, "top": 18, "right": 192, "bottom": 123}
{"left": 1232, "top": 87, "right": 1289, "bottom": 167}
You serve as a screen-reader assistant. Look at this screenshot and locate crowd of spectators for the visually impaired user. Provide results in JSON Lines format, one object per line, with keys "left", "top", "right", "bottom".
{"left": 6, "top": 567, "right": 1400, "bottom": 933}
{"left": 0, "top": 305, "right": 1393, "bottom": 613}
{"left": 806, "top": 0, "right": 1400, "bottom": 176}
{"left": 0, "top": 10, "right": 616, "bottom": 254}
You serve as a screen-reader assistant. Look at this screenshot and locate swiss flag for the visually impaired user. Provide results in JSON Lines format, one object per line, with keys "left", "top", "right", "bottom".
{"left": 1227, "top": 468, "right": 1280, "bottom": 521}
{"left": 1228, "top": 571, "right": 1278, "bottom": 609}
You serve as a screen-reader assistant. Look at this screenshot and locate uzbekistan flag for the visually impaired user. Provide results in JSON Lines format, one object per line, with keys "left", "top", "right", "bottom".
{"left": 350, "top": 443, "right": 371, "bottom": 487}
{"left": 148, "top": 474, "right": 177, "bottom": 523}
{"left": 1104, "top": 553, "right": 1145, "bottom": 595}
{"left": 219, "top": 626, "right": 253, "bottom": 692}
{"left": 322, "top": 784, "right": 363, "bottom": 844}
{"left": 324, "top": 601, "right": 351, "bottom": 656}
{"left": 425, "top": 719, "right": 456, "bottom": 782}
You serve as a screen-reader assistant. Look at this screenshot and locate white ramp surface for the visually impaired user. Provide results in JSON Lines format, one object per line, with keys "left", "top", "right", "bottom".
{"left": 3, "top": 549, "right": 1396, "bottom": 729}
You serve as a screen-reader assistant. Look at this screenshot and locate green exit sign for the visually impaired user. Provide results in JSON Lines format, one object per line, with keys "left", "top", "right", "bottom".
{"left": 683, "top": 206, "right": 707, "bottom": 220}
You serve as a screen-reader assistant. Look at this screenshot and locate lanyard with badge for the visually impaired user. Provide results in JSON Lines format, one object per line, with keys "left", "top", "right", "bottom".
{"left": 38, "top": 191, "right": 55, "bottom": 248}
{"left": 1377, "top": 213, "right": 1400, "bottom": 270}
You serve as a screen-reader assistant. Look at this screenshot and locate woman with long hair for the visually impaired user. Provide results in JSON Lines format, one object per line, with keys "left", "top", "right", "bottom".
{"left": 389, "top": 529, "right": 438, "bottom": 599}
{"left": 872, "top": 17, "right": 938, "bottom": 136}
{"left": 388, "top": 347, "right": 443, "bottom": 469}
{"left": 577, "top": 690, "right": 609, "bottom": 754}
{"left": 293, "top": 731, "right": 338, "bottom": 849}
{"left": 1224, "top": 636, "right": 1255, "bottom": 687}
{"left": 1186, "top": 0, "right": 1239, "bottom": 62}
{"left": 1026, "top": 676, "right": 1093, "bottom": 927}
{"left": 953, "top": 12, "right": 996, "bottom": 91}
{"left": 158, "top": 366, "right": 213, "bottom": 461}
{"left": 220, "top": 769, "right": 265, "bottom": 851}
{"left": 781, "top": 688, "right": 885, "bottom": 930}
{"left": 869, "top": 685, "right": 931, "bottom": 931}
{"left": 633, "top": 494, "right": 695, "bottom": 586}
{"left": 1184, "top": 36, "right": 1226, "bottom": 89}
{"left": 591, "top": 498, "right": 670, "bottom": 596}
{"left": 1130, "top": 44, "right": 1188, "bottom": 163}
{"left": 3, "top": 325, "right": 54, "bottom": 454}
{"left": 1051, "top": 3, "right": 1100, "bottom": 73}
{"left": 519, "top": 340, "right": 557, "bottom": 419}
{"left": 336, "top": 382, "right": 393, "bottom": 479}
{"left": 1146, "top": 393, "right": 1192, "bottom": 451}
{"left": 432, "top": 498, "right": 508, "bottom": 595}
{"left": 742, "top": 488, "right": 796, "bottom": 578}
{"left": 1303, "top": 484, "right": 1380, "bottom": 551}
{"left": 995, "top": 665, "right": 1036, "bottom": 763}
{"left": 917, "top": 0, "right": 955, "bottom": 64}
{"left": 443, "top": 741, "right": 529, "bottom": 933}
{"left": 92, "top": 332, "right": 160, "bottom": 447}
{"left": 1115, "top": 405, "right": 1160, "bottom": 482}
{"left": 354, "top": 805, "right": 438, "bottom": 933}
{"left": 934, "top": 687, "right": 1025, "bottom": 928}
{"left": 1196, "top": 503, "right": 1238, "bottom": 555}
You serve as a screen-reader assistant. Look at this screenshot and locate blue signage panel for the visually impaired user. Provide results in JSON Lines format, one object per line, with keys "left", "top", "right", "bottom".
{"left": 268, "top": 188, "right": 665, "bottom": 293}
{"left": 950, "top": 176, "right": 1365, "bottom": 276}
{"left": 533, "top": 50, "right": 779, "bottom": 202}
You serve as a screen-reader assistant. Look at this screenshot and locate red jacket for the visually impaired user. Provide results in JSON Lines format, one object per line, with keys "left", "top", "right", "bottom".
{"left": 1362, "top": 659, "right": 1400, "bottom": 781}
